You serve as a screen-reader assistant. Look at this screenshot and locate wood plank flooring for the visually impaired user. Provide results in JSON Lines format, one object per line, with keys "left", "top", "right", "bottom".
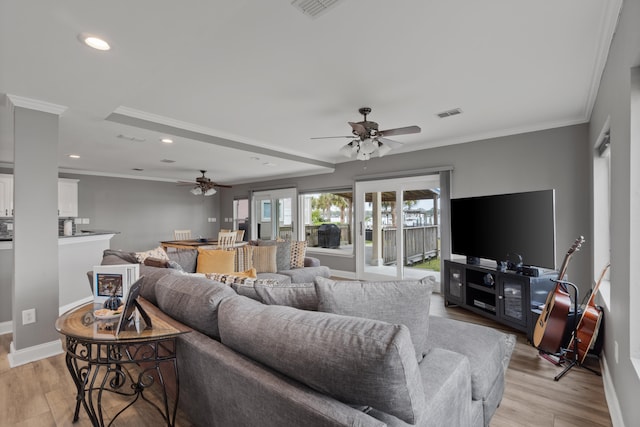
{"left": 0, "top": 293, "right": 612, "bottom": 427}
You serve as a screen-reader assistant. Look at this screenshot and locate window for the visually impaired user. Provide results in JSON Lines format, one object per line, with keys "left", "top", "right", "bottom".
{"left": 593, "top": 123, "right": 611, "bottom": 308}
{"left": 300, "top": 190, "right": 353, "bottom": 255}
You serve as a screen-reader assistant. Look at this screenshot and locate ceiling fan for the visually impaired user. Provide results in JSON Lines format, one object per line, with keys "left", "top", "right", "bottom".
{"left": 311, "top": 107, "right": 421, "bottom": 160}
{"left": 178, "top": 170, "right": 231, "bottom": 196}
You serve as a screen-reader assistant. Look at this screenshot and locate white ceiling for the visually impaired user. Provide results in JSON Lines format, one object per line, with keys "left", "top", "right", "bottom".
{"left": 0, "top": 0, "right": 622, "bottom": 185}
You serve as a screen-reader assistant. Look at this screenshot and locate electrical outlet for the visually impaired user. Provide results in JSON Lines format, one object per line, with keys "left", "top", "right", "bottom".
{"left": 6, "top": 223, "right": 13, "bottom": 231}
{"left": 82, "top": 218, "right": 90, "bottom": 224}
{"left": 212, "top": 218, "right": 216, "bottom": 222}
{"left": 74, "top": 218, "right": 82, "bottom": 224}
{"left": 22, "top": 308, "right": 36, "bottom": 325}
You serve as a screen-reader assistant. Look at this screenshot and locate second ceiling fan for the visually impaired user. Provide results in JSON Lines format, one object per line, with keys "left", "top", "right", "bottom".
{"left": 312, "top": 107, "right": 421, "bottom": 160}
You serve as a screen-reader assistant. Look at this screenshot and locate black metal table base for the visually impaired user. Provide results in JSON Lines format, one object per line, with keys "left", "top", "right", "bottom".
{"left": 64, "top": 336, "right": 179, "bottom": 427}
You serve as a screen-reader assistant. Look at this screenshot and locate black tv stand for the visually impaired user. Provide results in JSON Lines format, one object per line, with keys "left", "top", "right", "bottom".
{"left": 444, "top": 259, "right": 557, "bottom": 340}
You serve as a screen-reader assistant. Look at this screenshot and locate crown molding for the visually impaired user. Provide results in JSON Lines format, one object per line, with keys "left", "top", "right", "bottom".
{"left": 6, "top": 94, "right": 67, "bottom": 115}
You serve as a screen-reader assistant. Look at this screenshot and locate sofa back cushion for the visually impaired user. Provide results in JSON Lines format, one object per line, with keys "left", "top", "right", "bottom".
{"left": 155, "top": 273, "right": 236, "bottom": 339}
{"left": 254, "top": 282, "right": 318, "bottom": 310}
{"left": 166, "top": 248, "right": 198, "bottom": 273}
{"left": 314, "top": 276, "right": 434, "bottom": 361}
{"left": 218, "top": 296, "right": 425, "bottom": 424}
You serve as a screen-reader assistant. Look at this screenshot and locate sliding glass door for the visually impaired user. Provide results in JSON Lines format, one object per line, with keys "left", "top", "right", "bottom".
{"left": 251, "top": 188, "right": 296, "bottom": 241}
{"left": 355, "top": 175, "right": 441, "bottom": 281}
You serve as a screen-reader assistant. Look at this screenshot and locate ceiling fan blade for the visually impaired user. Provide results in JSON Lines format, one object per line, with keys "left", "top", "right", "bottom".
{"left": 309, "top": 135, "right": 354, "bottom": 140}
{"left": 377, "top": 137, "right": 404, "bottom": 148}
{"left": 177, "top": 181, "right": 197, "bottom": 185}
{"left": 349, "top": 122, "right": 367, "bottom": 137}
{"left": 378, "top": 125, "right": 421, "bottom": 137}
{"left": 214, "top": 183, "right": 232, "bottom": 188}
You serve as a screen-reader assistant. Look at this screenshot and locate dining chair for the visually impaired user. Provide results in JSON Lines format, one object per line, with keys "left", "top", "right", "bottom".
{"left": 174, "top": 229, "right": 192, "bottom": 240}
{"left": 235, "top": 229, "right": 245, "bottom": 242}
{"left": 217, "top": 231, "right": 237, "bottom": 249}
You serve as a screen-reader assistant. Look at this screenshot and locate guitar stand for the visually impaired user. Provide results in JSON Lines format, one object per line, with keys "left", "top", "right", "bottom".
{"left": 551, "top": 280, "right": 601, "bottom": 381}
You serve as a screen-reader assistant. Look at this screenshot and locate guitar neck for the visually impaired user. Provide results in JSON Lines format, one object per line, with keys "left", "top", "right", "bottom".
{"left": 586, "top": 263, "right": 610, "bottom": 308}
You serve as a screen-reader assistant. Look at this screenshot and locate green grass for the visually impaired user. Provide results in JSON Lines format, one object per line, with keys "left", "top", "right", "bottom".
{"left": 409, "top": 258, "right": 441, "bottom": 272}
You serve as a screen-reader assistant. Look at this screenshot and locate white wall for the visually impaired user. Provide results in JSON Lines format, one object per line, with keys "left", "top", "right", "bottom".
{"left": 589, "top": 0, "right": 640, "bottom": 424}
{"left": 223, "top": 123, "right": 591, "bottom": 292}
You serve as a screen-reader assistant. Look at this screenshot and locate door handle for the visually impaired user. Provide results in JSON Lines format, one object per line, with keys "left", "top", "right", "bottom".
{"left": 360, "top": 221, "right": 363, "bottom": 236}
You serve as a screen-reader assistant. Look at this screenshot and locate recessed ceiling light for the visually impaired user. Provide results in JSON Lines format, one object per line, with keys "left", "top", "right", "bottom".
{"left": 160, "top": 138, "right": 174, "bottom": 144}
{"left": 263, "top": 162, "right": 276, "bottom": 167}
{"left": 132, "top": 168, "right": 144, "bottom": 171}
{"left": 160, "top": 159, "right": 176, "bottom": 163}
{"left": 68, "top": 154, "right": 80, "bottom": 159}
{"left": 78, "top": 33, "right": 111, "bottom": 51}
{"left": 250, "top": 156, "right": 260, "bottom": 161}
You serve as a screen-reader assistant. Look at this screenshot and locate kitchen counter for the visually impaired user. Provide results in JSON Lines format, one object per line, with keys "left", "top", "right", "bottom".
{"left": 0, "top": 231, "right": 119, "bottom": 249}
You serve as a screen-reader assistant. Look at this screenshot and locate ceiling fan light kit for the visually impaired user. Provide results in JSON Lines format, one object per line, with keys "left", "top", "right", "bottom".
{"left": 314, "top": 107, "right": 421, "bottom": 161}
{"left": 180, "top": 170, "right": 230, "bottom": 196}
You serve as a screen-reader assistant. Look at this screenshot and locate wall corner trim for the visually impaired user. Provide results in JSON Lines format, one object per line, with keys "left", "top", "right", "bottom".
{"left": 6, "top": 94, "right": 68, "bottom": 115}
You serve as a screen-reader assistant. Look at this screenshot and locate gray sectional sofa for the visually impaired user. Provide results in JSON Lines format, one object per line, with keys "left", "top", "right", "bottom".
{"left": 99, "top": 250, "right": 515, "bottom": 427}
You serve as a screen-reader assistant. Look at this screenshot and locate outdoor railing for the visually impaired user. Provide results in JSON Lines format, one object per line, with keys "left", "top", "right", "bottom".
{"left": 382, "top": 225, "right": 439, "bottom": 265}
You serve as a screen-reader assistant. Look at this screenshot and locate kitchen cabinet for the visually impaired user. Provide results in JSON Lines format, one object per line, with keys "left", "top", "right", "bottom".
{"left": 58, "top": 178, "right": 78, "bottom": 217}
{"left": 0, "top": 174, "right": 13, "bottom": 218}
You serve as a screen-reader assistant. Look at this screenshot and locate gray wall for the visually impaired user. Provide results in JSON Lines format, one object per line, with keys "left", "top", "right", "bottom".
{"left": 63, "top": 174, "right": 221, "bottom": 252}
{"left": 222, "top": 123, "right": 591, "bottom": 293}
{"left": 589, "top": 0, "right": 640, "bottom": 424}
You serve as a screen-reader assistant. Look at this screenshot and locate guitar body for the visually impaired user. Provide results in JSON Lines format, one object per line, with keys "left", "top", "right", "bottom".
{"left": 568, "top": 263, "right": 609, "bottom": 363}
{"left": 533, "top": 236, "right": 585, "bottom": 354}
{"left": 533, "top": 284, "right": 572, "bottom": 353}
{"left": 573, "top": 305, "right": 603, "bottom": 363}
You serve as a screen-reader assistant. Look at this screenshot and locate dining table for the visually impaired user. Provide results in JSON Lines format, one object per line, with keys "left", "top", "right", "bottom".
{"left": 160, "top": 238, "right": 247, "bottom": 251}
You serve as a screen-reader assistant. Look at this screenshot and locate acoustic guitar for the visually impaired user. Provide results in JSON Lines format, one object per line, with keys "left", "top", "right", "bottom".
{"left": 568, "top": 263, "right": 609, "bottom": 363}
{"left": 533, "top": 236, "right": 585, "bottom": 354}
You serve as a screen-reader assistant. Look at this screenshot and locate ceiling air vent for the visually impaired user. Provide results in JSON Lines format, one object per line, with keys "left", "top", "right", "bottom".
{"left": 436, "top": 108, "right": 463, "bottom": 119}
{"left": 291, "top": 0, "right": 345, "bottom": 19}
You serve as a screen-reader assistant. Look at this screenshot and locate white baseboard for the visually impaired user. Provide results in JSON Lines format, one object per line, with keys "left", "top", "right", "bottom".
{"left": 1, "top": 296, "right": 92, "bottom": 367}
{"left": 601, "top": 352, "right": 625, "bottom": 427}
{"left": 0, "top": 320, "right": 12, "bottom": 335}
{"left": 8, "top": 339, "right": 63, "bottom": 368}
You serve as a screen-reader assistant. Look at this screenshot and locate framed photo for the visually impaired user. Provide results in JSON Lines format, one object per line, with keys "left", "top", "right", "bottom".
{"left": 92, "top": 264, "right": 140, "bottom": 304}
{"left": 115, "top": 276, "right": 150, "bottom": 335}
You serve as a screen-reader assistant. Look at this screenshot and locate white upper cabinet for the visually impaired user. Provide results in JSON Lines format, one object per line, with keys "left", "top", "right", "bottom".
{"left": 0, "top": 174, "right": 13, "bottom": 218}
{"left": 58, "top": 178, "right": 79, "bottom": 217}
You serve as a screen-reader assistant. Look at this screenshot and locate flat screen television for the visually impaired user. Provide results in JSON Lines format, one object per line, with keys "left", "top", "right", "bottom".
{"left": 450, "top": 189, "right": 556, "bottom": 269}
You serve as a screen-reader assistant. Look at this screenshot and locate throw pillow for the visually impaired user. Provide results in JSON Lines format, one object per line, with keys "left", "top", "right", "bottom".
{"left": 135, "top": 246, "right": 169, "bottom": 263}
{"left": 166, "top": 248, "right": 198, "bottom": 273}
{"left": 143, "top": 257, "right": 169, "bottom": 268}
{"left": 252, "top": 245, "right": 277, "bottom": 273}
{"left": 233, "top": 245, "right": 254, "bottom": 272}
{"left": 254, "top": 282, "right": 318, "bottom": 310}
{"left": 289, "top": 240, "right": 307, "bottom": 269}
{"left": 256, "top": 240, "right": 291, "bottom": 271}
{"left": 205, "top": 268, "right": 258, "bottom": 284}
{"left": 314, "top": 276, "right": 434, "bottom": 361}
{"left": 196, "top": 248, "right": 236, "bottom": 274}
{"left": 218, "top": 296, "right": 425, "bottom": 424}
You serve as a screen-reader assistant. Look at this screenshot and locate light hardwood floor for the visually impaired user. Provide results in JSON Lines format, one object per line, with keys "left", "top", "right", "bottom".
{"left": 0, "top": 293, "right": 612, "bottom": 427}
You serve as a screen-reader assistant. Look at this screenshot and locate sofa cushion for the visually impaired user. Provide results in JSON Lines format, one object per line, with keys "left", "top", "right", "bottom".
{"left": 218, "top": 296, "right": 425, "bottom": 424}
{"left": 252, "top": 245, "right": 277, "bottom": 273}
{"left": 427, "top": 315, "right": 516, "bottom": 406}
{"left": 254, "top": 282, "right": 318, "bottom": 310}
{"left": 166, "top": 248, "right": 198, "bottom": 273}
{"left": 196, "top": 248, "right": 236, "bottom": 274}
{"left": 137, "top": 264, "right": 180, "bottom": 305}
{"left": 155, "top": 273, "right": 236, "bottom": 339}
{"left": 315, "top": 276, "right": 434, "bottom": 361}
{"left": 101, "top": 249, "right": 138, "bottom": 265}
{"left": 278, "top": 266, "right": 331, "bottom": 284}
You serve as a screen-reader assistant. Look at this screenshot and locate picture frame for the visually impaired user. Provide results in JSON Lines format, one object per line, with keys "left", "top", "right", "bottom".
{"left": 92, "top": 264, "right": 140, "bottom": 304}
{"left": 115, "top": 276, "right": 151, "bottom": 335}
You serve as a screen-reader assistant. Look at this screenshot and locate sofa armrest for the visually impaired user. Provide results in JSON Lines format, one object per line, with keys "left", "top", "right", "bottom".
{"left": 304, "top": 256, "right": 320, "bottom": 267}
